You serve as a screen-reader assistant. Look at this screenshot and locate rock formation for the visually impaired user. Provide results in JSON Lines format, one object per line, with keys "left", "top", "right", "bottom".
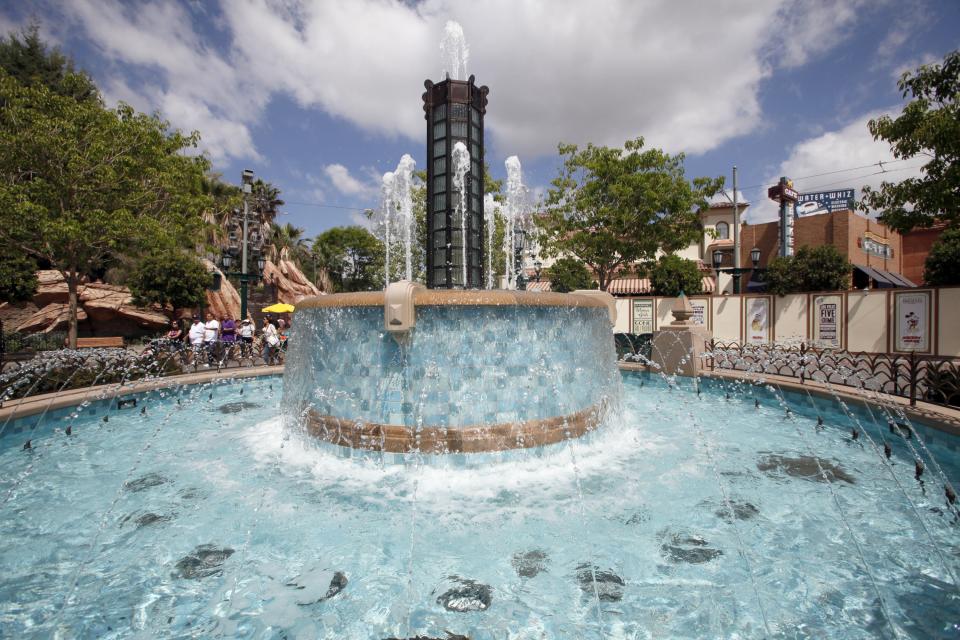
{"left": 262, "top": 257, "right": 324, "bottom": 303}
{"left": 5, "top": 271, "right": 169, "bottom": 336}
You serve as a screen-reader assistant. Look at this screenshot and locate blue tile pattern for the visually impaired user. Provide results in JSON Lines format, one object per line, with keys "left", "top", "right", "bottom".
{"left": 283, "top": 303, "right": 620, "bottom": 428}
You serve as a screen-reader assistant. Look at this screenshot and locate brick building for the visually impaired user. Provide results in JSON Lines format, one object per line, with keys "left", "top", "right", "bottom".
{"left": 740, "top": 209, "right": 916, "bottom": 289}
{"left": 901, "top": 223, "right": 946, "bottom": 285}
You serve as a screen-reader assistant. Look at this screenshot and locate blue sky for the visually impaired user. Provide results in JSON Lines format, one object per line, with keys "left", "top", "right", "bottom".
{"left": 1, "top": 0, "right": 958, "bottom": 237}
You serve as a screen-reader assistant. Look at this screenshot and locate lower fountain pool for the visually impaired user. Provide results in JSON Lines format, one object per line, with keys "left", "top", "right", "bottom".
{"left": 1, "top": 371, "right": 958, "bottom": 638}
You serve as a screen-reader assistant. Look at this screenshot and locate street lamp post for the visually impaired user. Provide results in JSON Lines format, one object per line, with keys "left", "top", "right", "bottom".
{"left": 713, "top": 249, "right": 753, "bottom": 294}
{"left": 240, "top": 169, "right": 254, "bottom": 320}
{"left": 514, "top": 229, "right": 527, "bottom": 291}
{"left": 219, "top": 169, "right": 264, "bottom": 320}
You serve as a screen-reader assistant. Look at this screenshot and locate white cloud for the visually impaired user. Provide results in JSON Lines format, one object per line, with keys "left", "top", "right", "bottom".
{"left": 749, "top": 109, "right": 925, "bottom": 222}
{"left": 324, "top": 163, "right": 377, "bottom": 198}
{"left": 773, "top": 0, "right": 878, "bottom": 69}
{"left": 50, "top": 0, "right": 886, "bottom": 165}
{"left": 63, "top": 0, "right": 263, "bottom": 162}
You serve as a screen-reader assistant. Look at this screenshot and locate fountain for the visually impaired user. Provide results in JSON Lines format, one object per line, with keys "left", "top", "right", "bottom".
{"left": 0, "top": 20, "right": 958, "bottom": 640}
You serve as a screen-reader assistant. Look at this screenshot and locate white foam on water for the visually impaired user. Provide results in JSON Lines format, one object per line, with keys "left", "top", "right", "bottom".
{"left": 241, "top": 403, "right": 666, "bottom": 511}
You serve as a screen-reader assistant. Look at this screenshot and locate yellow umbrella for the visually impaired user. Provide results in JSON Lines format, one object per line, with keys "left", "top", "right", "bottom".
{"left": 261, "top": 303, "right": 295, "bottom": 313}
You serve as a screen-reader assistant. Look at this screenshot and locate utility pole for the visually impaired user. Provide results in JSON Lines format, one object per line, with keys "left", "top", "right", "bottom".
{"left": 732, "top": 166, "right": 741, "bottom": 294}
{"left": 240, "top": 169, "right": 254, "bottom": 320}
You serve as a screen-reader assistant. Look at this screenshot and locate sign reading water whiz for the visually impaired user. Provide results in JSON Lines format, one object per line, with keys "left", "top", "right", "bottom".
{"left": 796, "top": 189, "right": 855, "bottom": 216}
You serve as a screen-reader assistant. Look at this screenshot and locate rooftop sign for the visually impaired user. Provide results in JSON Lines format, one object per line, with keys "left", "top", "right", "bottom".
{"left": 795, "top": 189, "right": 855, "bottom": 216}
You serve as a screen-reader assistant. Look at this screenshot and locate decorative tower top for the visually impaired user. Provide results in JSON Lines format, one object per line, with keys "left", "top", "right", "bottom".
{"left": 422, "top": 74, "right": 489, "bottom": 289}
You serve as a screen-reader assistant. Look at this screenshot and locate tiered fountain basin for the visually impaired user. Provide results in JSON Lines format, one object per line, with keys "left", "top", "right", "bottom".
{"left": 283, "top": 289, "right": 620, "bottom": 454}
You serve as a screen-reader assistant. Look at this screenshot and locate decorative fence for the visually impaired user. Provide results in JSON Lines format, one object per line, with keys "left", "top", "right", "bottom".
{"left": 706, "top": 340, "right": 960, "bottom": 410}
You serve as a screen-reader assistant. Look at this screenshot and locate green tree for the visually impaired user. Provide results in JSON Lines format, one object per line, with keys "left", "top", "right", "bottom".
{"left": 268, "top": 222, "right": 309, "bottom": 264}
{"left": 252, "top": 179, "right": 285, "bottom": 225}
{"left": 547, "top": 257, "right": 595, "bottom": 292}
{"left": 0, "top": 23, "right": 98, "bottom": 102}
{"left": 538, "top": 138, "right": 721, "bottom": 291}
{"left": 0, "top": 71, "right": 212, "bottom": 347}
{"left": 923, "top": 227, "right": 960, "bottom": 286}
{"left": 764, "top": 255, "right": 804, "bottom": 296}
{"left": 650, "top": 254, "right": 703, "bottom": 297}
{"left": 312, "top": 226, "right": 384, "bottom": 292}
{"left": 0, "top": 252, "right": 38, "bottom": 302}
{"left": 764, "top": 246, "right": 850, "bottom": 295}
{"left": 128, "top": 249, "right": 210, "bottom": 310}
{"left": 860, "top": 50, "right": 960, "bottom": 232}
{"left": 797, "top": 245, "right": 851, "bottom": 291}
{"left": 199, "top": 173, "right": 242, "bottom": 250}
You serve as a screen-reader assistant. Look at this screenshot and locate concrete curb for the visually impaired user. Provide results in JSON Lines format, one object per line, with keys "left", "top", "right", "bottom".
{"left": 0, "top": 365, "right": 283, "bottom": 422}
{"left": 617, "top": 361, "right": 960, "bottom": 436}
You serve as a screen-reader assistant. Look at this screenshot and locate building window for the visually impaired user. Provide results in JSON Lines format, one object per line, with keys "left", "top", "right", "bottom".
{"left": 716, "top": 222, "right": 729, "bottom": 240}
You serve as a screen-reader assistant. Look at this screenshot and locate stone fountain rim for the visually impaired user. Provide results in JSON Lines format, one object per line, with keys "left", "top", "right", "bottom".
{"left": 296, "top": 289, "right": 609, "bottom": 310}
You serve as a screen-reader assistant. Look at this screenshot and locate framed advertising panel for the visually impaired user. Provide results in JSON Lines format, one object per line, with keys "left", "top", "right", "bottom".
{"left": 744, "top": 297, "right": 771, "bottom": 344}
{"left": 689, "top": 297, "right": 710, "bottom": 330}
{"left": 893, "top": 290, "right": 932, "bottom": 353}
{"left": 631, "top": 298, "right": 654, "bottom": 335}
{"left": 811, "top": 294, "right": 844, "bottom": 349}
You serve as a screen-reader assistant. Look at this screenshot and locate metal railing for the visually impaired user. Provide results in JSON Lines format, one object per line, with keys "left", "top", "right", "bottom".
{"left": 706, "top": 339, "right": 960, "bottom": 409}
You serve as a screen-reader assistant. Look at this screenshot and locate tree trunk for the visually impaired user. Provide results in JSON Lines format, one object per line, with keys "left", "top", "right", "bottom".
{"left": 67, "top": 271, "right": 79, "bottom": 349}
{"left": 598, "top": 271, "right": 609, "bottom": 292}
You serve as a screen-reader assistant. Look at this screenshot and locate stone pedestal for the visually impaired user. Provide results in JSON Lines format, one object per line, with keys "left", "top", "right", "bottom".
{"left": 649, "top": 293, "right": 713, "bottom": 377}
{"left": 650, "top": 326, "right": 711, "bottom": 377}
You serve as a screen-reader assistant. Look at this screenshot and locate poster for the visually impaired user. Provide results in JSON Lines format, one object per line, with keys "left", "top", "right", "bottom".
{"left": 690, "top": 299, "right": 708, "bottom": 328}
{"left": 812, "top": 294, "right": 843, "bottom": 348}
{"left": 746, "top": 297, "right": 770, "bottom": 344}
{"left": 895, "top": 291, "right": 930, "bottom": 352}
{"left": 632, "top": 299, "right": 654, "bottom": 335}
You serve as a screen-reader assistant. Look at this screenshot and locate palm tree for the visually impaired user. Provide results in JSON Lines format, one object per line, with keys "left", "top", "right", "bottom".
{"left": 197, "top": 173, "right": 241, "bottom": 252}
{"left": 267, "top": 222, "right": 309, "bottom": 264}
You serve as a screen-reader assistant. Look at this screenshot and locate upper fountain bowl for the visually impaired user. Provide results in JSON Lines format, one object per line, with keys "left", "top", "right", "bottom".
{"left": 282, "top": 288, "right": 621, "bottom": 455}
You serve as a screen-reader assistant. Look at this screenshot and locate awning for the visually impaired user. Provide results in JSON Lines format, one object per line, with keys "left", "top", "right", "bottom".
{"left": 526, "top": 281, "right": 552, "bottom": 292}
{"left": 854, "top": 264, "right": 895, "bottom": 287}
{"left": 853, "top": 264, "right": 916, "bottom": 288}
{"left": 884, "top": 271, "right": 917, "bottom": 287}
{"left": 606, "top": 276, "right": 715, "bottom": 296}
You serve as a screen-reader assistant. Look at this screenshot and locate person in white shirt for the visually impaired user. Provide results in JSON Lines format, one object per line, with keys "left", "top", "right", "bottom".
{"left": 187, "top": 317, "right": 205, "bottom": 365}
{"left": 238, "top": 318, "right": 255, "bottom": 358}
{"left": 202, "top": 312, "right": 220, "bottom": 365}
{"left": 261, "top": 316, "right": 280, "bottom": 365}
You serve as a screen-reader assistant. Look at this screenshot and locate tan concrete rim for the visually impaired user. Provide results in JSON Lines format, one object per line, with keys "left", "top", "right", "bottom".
{"left": 617, "top": 362, "right": 960, "bottom": 437}
{"left": 295, "top": 289, "right": 608, "bottom": 310}
{"left": 302, "top": 401, "right": 606, "bottom": 454}
{"left": 0, "top": 366, "right": 283, "bottom": 422}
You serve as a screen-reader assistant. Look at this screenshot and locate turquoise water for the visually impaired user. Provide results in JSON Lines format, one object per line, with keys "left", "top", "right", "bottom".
{"left": 283, "top": 304, "right": 619, "bottom": 428}
{"left": 0, "top": 372, "right": 958, "bottom": 638}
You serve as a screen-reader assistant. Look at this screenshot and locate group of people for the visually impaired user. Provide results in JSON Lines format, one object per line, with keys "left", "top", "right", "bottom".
{"left": 159, "top": 313, "right": 289, "bottom": 366}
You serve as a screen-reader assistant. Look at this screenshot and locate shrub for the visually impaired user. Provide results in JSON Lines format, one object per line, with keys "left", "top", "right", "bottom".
{"left": 547, "top": 257, "right": 595, "bottom": 292}
{"left": 764, "top": 245, "right": 851, "bottom": 295}
{"left": 0, "top": 252, "right": 38, "bottom": 303}
{"left": 650, "top": 255, "right": 702, "bottom": 297}
{"left": 923, "top": 227, "right": 960, "bottom": 286}
{"left": 128, "top": 250, "right": 210, "bottom": 310}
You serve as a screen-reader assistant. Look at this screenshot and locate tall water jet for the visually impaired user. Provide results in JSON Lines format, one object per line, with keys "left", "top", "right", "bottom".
{"left": 393, "top": 155, "right": 416, "bottom": 282}
{"left": 503, "top": 156, "right": 529, "bottom": 289}
{"left": 440, "top": 20, "right": 469, "bottom": 80}
{"left": 376, "top": 171, "right": 396, "bottom": 287}
{"left": 483, "top": 193, "right": 499, "bottom": 288}
{"left": 452, "top": 141, "right": 471, "bottom": 287}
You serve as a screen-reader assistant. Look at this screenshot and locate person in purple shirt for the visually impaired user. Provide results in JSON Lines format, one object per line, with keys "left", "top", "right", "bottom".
{"left": 220, "top": 316, "right": 237, "bottom": 354}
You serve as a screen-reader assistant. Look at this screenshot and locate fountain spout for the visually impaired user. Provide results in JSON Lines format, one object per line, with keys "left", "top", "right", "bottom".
{"left": 384, "top": 280, "right": 424, "bottom": 340}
